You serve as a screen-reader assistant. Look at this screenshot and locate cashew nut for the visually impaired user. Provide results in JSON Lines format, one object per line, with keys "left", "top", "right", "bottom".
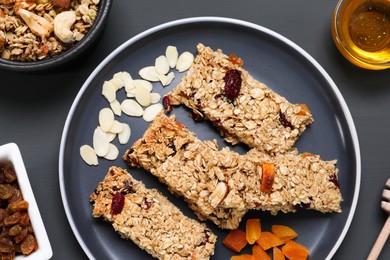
{"left": 18, "top": 9, "right": 53, "bottom": 38}
{"left": 54, "top": 11, "right": 76, "bottom": 44}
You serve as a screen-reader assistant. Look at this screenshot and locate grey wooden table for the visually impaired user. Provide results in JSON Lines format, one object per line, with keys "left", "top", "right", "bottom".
{"left": 1, "top": 0, "right": 389, "bottom": 259}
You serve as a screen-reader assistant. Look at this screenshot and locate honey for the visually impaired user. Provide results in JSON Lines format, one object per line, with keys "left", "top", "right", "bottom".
{"left": 332, "top": 0, "right": 390, "bottom": 69}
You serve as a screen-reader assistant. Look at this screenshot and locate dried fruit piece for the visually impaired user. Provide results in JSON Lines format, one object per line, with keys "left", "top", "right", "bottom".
{"left": 139, "top": 66, "right": 159, "bottom": 82}
{"left": 121, "top": 99, "right": 144, "bottom": 117}
{"left": 20, "top": 234, "right": 36, "bottom": 255}
{"left": 281, "top": 240, "right": 309, "bottom": 260}
{"left": 143, "top": 103, "right": 163, "bottom": 122}
{"left": 255, "top": 232, "right": 283, "bottom": 250}
{"left": 93, "top": 127, "right": 110, "bottom": 157}
{"left": 260, "top": 163, "right": 275, "bottom": 193}
{"left": 99, "top": 107, "right": 115, "bottom": 132}
{"left": 176, "top": 51, "right": 194, "bottom": 72}
{"left": 273, "top": 247, "right": 286, "bottom": 260}
{"left": 246, "top": 219, "right": 261, "bottom": 245}
{"left": 162, "top": 95, "right": 172, "bottom": 112}
{"left": 166, "top": 45, "right": 178, "bottom": 68}
{"left": 252, "top": 244, "right": 270, "bottom": 260}
{"left": 229, "top": 54, "right": 244, "bottom": 66}
{"left": 111, "top": 192, "right": 125, "bottom": 215}
{"left": 223, "top": 229, "right": 247, "bottom": 253}
{"left": 209, "top": 182, "right": 228, "bottom": 208}
{"left": 224, "top": 69, "right": 242, "bottom": 100}
{"left": 118, "top": 123, "right": 131, "bottom": 144}
{"left": 155, "top": 55, "right": 170, "bottom": 75}
{"left": 7, "top": 200, "right": 28, "bottom": 212}
{"left": 134, "top": 86, "right": 152, "bottom": 107}
{"left": 231, "top": 255, "right": 255, "bottom": 260}
{"left": 297, "top": 104, "right": 311, "bottom": 116}
{"left": 271, "top": 225, "right": 298, "bottom": 243}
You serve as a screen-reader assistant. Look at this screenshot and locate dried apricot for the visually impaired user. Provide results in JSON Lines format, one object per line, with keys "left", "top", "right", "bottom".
{"left": 271, "top": 225, "right": 298, "bottom": 243}
{"left": 256, "top": 232, "right": 283, "bottom": 250}
{"left": 223, "top": 229, "right": 248, "bottom": 253}
{"left": 282, "top": 240, "right": 309, "bottom": 260}
{"left": 246, "top": 219, "right": 261, "bottom": 245}
{"left": 252, "top": 244, "right": 270, "bottom": 260}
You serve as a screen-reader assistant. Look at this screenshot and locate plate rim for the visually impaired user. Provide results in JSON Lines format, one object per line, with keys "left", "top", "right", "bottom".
{"left": 58, "top": 16, "right": 361, "bottom": 260}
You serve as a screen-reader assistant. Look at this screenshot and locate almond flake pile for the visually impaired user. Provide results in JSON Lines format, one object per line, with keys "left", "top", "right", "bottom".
{"left": 80, "top": 45, "right": 194, "bottom": 166}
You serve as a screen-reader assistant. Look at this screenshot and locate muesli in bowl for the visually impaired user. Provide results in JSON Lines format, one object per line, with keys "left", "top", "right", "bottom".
{"left": 0, "top": 0, "right": 112, "bottom": 72}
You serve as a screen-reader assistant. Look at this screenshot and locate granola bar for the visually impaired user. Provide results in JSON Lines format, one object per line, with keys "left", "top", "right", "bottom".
{"left": 90, "top": 166, "right": 216, "bottom": 260}
{"left": 166, "top": 43, "right": 313, "bottom": 154}
{"left": 124, "top": 112, "right": 342, "bottom": 229}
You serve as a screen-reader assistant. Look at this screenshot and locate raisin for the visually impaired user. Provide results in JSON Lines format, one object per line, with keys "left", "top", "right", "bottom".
{"left": 7, "top": 200, "right": 28, "bottom": 213}
{"left": 18, "top": 213, "right": 30, "bottom": 228}
{"left": 8, "top": 225, "right": 22, "bottom": 236}
{"left": 0, "top": 238, "right": 13, "bottom": 253}
{"left": 0, "top": 185, "right": 13, "bottom": 200}
{"left": 162, "top": 95, "right": 172, "bottom": 112}
{"left": 20, "top": 234, "right": 36, "bottom": 255}
{"left": 111, "top": 192, "right": 125, "bottom": 216}
{"left": 279, "top": 112, "right": 294, "bottom": 129}
{"left": 121, "top": 181, "right": 135, "bottom": 195}
{"left": 223, "top": 69, "right": 242, "bottom": 100}
{"left": 14, "top": 228, "right": 28, "bottom": 243}
{"left": 3, "top": 167, "right": 16, "bottom": 184}
{"left": 329, "top": 174, "right": 340, "bottom": 189}
{"left": 4, "top": 212, "right": 21, "bottom": 226}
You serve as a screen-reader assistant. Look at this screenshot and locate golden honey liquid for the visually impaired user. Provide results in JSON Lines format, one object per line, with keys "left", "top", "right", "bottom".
{"left": 334, "top": 0, "right": 390, "bottom": 68}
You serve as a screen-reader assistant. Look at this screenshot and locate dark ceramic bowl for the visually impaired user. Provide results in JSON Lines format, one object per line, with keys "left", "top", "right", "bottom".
{"left": 0, "top": 0, "right": 112, "bottom": 72}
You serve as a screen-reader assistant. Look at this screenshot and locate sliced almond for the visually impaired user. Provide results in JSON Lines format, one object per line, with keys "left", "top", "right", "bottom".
{"left": 143, "top": 103, "right": 163, "bottom": 122}
{"left": 93, "top": 127, "right": 110, "bottom": 157}
{"left": 102, "top": 81, "right": 116, "bottom": 103}
{"left": 98, "top": 107, "right": 114, "bottom": 132}
{"left": 109, "top": 77, "right": 124, "bottom": 91}
{"left": 103, "top": 143, "right": 119, "bottom": 160}
{"left": 109, "top": 120, "right": 124, "bottom": 134}
{"left": 155, "top": 55, "right": 170, "bottom": 75}
{"left": 118, "top": 123, "right": 131, "bottom": 144}
{"left": 135, "top": 86, "right": 152, "bottom": 107}
{"left": 104, "top": 129, "right": 116, "bottom": 142}
{"left": 133, "top": 79, "right": 153, "bottom": 92}
{"left": 166, "top": 45, "right": 178, "bottom": 68}
{"left": 150, "top": 92, "right": 161, "bottom": 104}
{"left": 139, "top": 66, "right": 159, "bottom": 82}
{"left": 80, "top": 144, "right": 98, "bottom": 166}
{"left": 121, "top": 99, "right": 144, "bottom": 117}
{"left": 110, "top": 99, "right": 122, "bottom": 116}
{"left": 121, "top": 71, "right": 134, "bottom": 91}
{"left": 158, "top": 71, "right": 175, "bottom": 86}
{"left": 176, "top": 51, "right": 194, "bottom": 72}
{"left": 209, "top": 182, "right": 228, "bottom": 208}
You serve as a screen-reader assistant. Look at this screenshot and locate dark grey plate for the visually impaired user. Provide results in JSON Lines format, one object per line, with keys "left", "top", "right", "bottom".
{"left": 59, "top": 17, "right": 360, "bottom": 260}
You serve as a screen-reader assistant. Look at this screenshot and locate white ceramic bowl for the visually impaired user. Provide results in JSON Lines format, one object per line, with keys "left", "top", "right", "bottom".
{"left": 0, "top": 143, "right": 52, "bottom": 260}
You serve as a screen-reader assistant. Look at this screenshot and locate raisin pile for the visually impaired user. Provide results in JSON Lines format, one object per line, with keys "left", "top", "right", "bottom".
{"left": 0, "top": 162, "right": 38, "bottom": 259}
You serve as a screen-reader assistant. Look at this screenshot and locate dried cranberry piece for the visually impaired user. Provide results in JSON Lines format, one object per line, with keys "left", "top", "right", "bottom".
{"left": 223, "top": 69, "right": 242, "bottom": 100}
{"left": 279, "top": 112, "right": 294, "bottom": 129}
{"left": 162, "top": 95, "right": 172, "bottom": 112}
{"left": 144, "top": 198, "right": 152, "bottom": 210}
{"left": 111, "top": 192, "right": 125, "bottom": 216}
{"left": 329, "top": 174, "right": 340, "bottom": 189}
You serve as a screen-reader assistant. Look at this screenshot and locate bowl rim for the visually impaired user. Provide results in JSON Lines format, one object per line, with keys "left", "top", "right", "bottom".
{"left": 0, "top": 0, "right": 112, "bottom": 72}
{"left": 0, "top": 143, "right": 52, "bottom": 260}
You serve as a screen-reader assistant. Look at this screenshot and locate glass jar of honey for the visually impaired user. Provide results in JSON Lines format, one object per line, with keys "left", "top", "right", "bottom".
{"left": 332, "top": 0, "right": 390, "bottom": 70}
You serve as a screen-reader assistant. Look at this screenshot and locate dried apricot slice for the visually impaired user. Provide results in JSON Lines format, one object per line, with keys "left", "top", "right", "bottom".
{"left": 271, "top": 225, "right": 298, "bottom": 243}
{"left": 223, "top": 229, "right": 248, "bottom": 253}
{"left": 260, "top": 163, "right": 274, "bottom": 193}
{"left": 273, "top": 247, "right": 286, "bottom": 260}
{"left": 246, "top": 219, "right": 261, "bottom": 244}
{"left": 231, "top": 254, "right": 255, "bottom": 260}
{"left": 256, "top": 231, "right": 283, "bottom": 250}
{"left": 281, "top": 240, "right": 309, "bottom": 260}
{"left": 252, "top": 244, "right": 270, "bottom": 260}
